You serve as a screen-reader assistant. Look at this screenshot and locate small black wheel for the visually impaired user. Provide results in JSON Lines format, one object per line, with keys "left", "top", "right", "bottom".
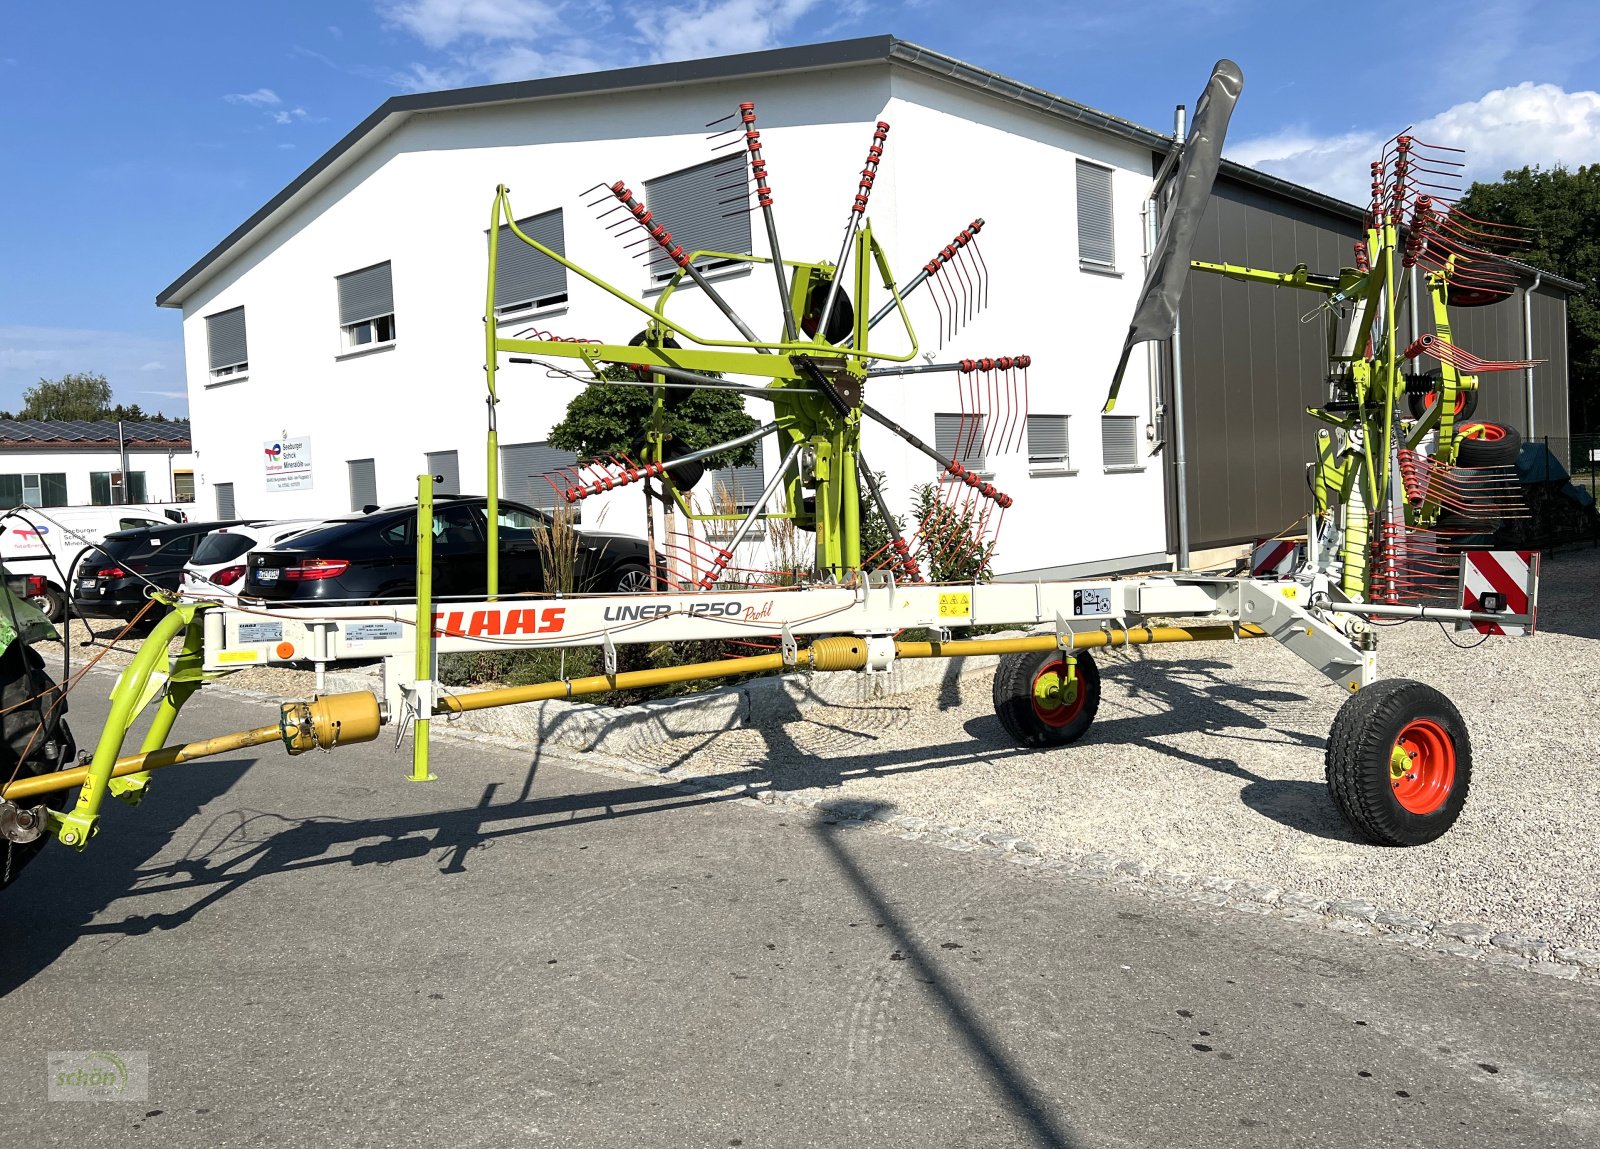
{"left": 1325, "top": 679, "right": 1471, "bottom": 847}
{"left": 992, "top": 648, "right": 1100, "bottom": 747}
{"left": 609, "top": 562, "right": 653, "bottom": 594}
{"left": 1, "top": 643, "right": 77, "bottom": 892}
{"left": 1454, "top": 422, "right": 1521, "bottom": 468}
{"left": 1406, "top": 386, "right": 1478, "bottom": 422}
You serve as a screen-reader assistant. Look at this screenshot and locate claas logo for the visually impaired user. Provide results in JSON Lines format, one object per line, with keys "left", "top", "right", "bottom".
{"left": 433, "top": 607, "right": 566, "bottom": 638}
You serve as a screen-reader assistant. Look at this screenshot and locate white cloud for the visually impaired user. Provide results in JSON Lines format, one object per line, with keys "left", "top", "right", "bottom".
{"left": 1230, "top": 82, "right": 1600, "bottom": 204}
{"left": 377, "top": 0, "right": 562, "bottom": 49}
{"left": 271, "top": 107, "right": 311, "bottom": 125}
{"left": 224, "top": 88, "right": 282, "bottom": 107}
{"left": 376, "top": 0, "right": 849, "bottom": 91}
{"left": 0, "top": 326, "right": 188, "bottom": 415}
{"left": 634, "top": 0, "right": 822, "bottom": 63}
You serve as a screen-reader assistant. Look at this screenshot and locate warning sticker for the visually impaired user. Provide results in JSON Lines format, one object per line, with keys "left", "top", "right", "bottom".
{"left": 345, "top": 621, "right": 404, "bottom": 644}
{"left": 217, "top": 650, "right": 264, "bottom": 664}
{"left": 237, "top": 621, "right": 284, "bottom": 644}
{"left": 1073, "top": 588, "right": 1112, "bottom": 616}
{"left": 938, "top": 592, "right": 971, "bottom": 618}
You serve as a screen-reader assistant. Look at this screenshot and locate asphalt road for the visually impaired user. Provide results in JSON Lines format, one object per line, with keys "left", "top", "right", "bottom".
{"left": 3, "top": 677, "right": 1598, "bottom": 1147}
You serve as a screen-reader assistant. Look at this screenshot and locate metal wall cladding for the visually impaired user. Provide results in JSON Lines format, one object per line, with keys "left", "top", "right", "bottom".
{"left": 1173, "top": 176, "right": 1572, "bottom": 552}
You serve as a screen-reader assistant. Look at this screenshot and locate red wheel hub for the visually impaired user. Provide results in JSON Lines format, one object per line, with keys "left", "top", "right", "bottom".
{"left": 1390, "top": 719, "right": 1456, "bottom": 815}
{"left": 1031, "top": 658, "right": 1085, "bottom": 728}
{"left": 1460, "top": 422, "right": 1503, "bottom": 441}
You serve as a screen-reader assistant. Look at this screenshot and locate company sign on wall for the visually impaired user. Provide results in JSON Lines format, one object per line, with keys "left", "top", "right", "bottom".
{"left": 264, "top": 436, "right": 313, "bottom": 492}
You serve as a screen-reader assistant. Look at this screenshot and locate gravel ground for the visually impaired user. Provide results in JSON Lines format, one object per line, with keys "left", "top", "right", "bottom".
{"left": 29, "top": 549, "right": 1600, "bottom": 954}
{"left": 618, "top": 545, "right": 1600, "bottom": 951}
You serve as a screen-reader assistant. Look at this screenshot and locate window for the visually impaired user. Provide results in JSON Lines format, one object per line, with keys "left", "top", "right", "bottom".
{"left": 430, "top": 504, "right": 484, "bottom": 552}
{"left": 643, "top": 154, "right": 752, "bottom": 281}
{"left": 214, "top": 482, "right": 236, "bottom": 519}
{"left": 1027, "top": 415, "right": 1072, "bottom": 473}
{"left": 90, "top": 471, "right": 147, "bottom": 505}
{"left": 174, "top": 471, "right": 195, "bottom": 502}
{"left": 348, "top": 458, "right": 377, "bottom": 512}
{"left": 494, "top": 209, "right": 567, "bottom": 316}
{"left": 205, "top": 306, "right": 249, "bottom": 379}
{"left": 1101, "top": 415, "right": 1142, "bottom": 469}
{"left": 500, "top": 441, "right": 577, "bottom": 511}
{"left": 495, "top": 506, "right": 540, "bottom": 542}
{"left": 0, "top": 472, "right": 68, "bottom": 507}
{"left": 934, "top": 413, "right": 988, "bottom": 478}
{"left": 336, "top": 261, "right": 396, "bottom": 350}
{"left": 426, "top": 450, "right": 461, "bottom": 496}
{"left": 706, "top": 439, "right": 768, "bottom": 516}
{"left": 1076, "top": 160, "right": 1116, "bottom": 272}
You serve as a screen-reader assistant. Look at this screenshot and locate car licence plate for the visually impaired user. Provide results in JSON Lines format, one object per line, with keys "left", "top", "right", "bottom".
{"left": 255, "top": 568, "right": 280, "bottom": 584}
{"left": 78, "top": 578, "right": 96, "bottom": 593}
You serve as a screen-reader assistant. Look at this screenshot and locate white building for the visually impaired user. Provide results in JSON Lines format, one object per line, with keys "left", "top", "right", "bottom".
{"left": 156, "top": 37, "right": 1362, "bottom": 578}
{"left": 0, "top": 419, "right": 195, "bottom": 508}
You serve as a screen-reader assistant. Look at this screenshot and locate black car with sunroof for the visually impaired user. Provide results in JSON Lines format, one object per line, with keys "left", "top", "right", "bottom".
{"left": 241, "top": 496, "right": 652, "bottom": 604}
{"left": 71, "top": 519, "right": 245, "bottom": 622}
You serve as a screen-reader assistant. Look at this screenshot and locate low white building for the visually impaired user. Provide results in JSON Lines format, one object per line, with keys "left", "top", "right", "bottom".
{"left": 159, "top": 36, "right": 1421, "bottom": 578}
{"left": 0, "top": 419, "right": 195, "bottom": 508}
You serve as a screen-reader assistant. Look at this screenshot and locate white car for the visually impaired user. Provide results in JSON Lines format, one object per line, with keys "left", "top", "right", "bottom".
{"left": 179, "top": 519, "right": 328, "bottom": 607}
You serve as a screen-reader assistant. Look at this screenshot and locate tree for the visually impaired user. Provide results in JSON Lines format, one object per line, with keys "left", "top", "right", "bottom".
{"left": 19, "top": 372, "right": 114, "bottom": 420}
{"left": 547, "top": 365, "right": 758, "bottom": 472}
{"left": 1455, "top": 164, "right": 1600, "bottom": 431}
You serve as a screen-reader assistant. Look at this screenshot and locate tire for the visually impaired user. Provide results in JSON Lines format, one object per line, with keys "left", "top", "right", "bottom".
{"left": 1, "top": 643, "right": 77, "bottom": 891}
{"left": 992, "top": 648, "right": 1100, "bottom": 747}
{"left": 1325, "top": 678, "right": 1470, "bottom": 847}
{"left": 1406, "top": 386, "right": 1478, "bottom": 422}
{"left": 26, "top": 583, "right": 66, "bottom": 624}
{"left": 608, "top": 562, "right": 653, "bottom": 594}
{"left": 1454, "top": 422, "right": 1521, "bottom": 468}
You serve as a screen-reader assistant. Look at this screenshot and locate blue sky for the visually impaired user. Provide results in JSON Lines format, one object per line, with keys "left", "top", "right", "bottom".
{"left": 2, "top": 0, "right": 1596, "bottom": 418}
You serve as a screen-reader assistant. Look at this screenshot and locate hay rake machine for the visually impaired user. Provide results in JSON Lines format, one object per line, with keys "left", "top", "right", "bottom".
{"left": 0, "top": 62, "right": 1547, "bottom": 895}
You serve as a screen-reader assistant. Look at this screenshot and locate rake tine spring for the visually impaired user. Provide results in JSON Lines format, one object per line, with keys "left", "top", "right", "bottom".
{"left": 954, "top": 245, "right": 976, "bottom": 329}
{"left": 705, "top": 110, "right": 739, "bottom": 129}
{"left": 969, "top": 235, "right": 989, "bottom": 312}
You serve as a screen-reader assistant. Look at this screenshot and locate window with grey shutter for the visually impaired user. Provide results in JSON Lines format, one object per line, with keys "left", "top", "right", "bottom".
{"left": 337, "top": 262, "right": 394, "bottom": 326}
{"left": 706, "top": 438, "right": 767, "bottom": 513}
{"left": 643, "top": 153, "right": 751, "bottom": 280}
{"left": 348, "top": 458, "right": 377, "bottom": 511}
{"left": 1027, "top": 415, "right": 1071, "bottom": 470}
{"left": 495, "top": 209, "right": 567, "bottom": 314}
{"left": 205, "top": 306, "right": 249, "bottom": 374}
{"left": 934, "top": 413, "right": 988, "bottom": 477}
{"left": 214, "top": 482, "right": 236, "bottom": 519}
{"left": 1076, "top": 160, "right": 1116, "bottom": 270}
{"left": 426, "top": 450, "right": 461, "bottom": 496}
{"left": 1101, "top": 416, "right": 1141, "bottom": 469}
{"left": 500, "top": 441, "right": 578, "bottom": 510}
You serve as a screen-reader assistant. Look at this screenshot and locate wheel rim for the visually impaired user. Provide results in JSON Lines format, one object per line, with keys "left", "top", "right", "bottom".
{"left": 1030, "top": 658, "right": 1085, "bottom": 728}
{"left": 1460, "top": 422, "right": 1503, "bottom": 442}
{"left": 616, "top": 568, "right": 652, "bottom": 593}
{"left": 1426, "top": 391, "right": 1467, "bottom": 417}
{"left": 1389, "top": 718, "right": 1456, "bottom": 815}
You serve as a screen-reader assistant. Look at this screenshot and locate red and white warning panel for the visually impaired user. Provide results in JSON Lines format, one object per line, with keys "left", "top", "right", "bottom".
{"left": 1250, "top": 538, "right": 1303, "bottom": 579}
{"left": 1457, "top": 549, "right": 1539, "bottom": 636}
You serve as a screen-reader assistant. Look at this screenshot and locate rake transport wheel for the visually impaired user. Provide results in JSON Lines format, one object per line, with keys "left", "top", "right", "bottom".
{"left": 1454, "top": 422, "right": 1522, "bottom": 468}
{"left": 1325, "top": 679, "right": 1471, "bottom": 846}
{"left": 1, "top": 643, "right": 77, "bottom": 891}
{"left": 1406, "top": 386, "right": 1478, "bottom": 422}
{"left": 992, "top": 649, "right": 1101, "bottom": 747}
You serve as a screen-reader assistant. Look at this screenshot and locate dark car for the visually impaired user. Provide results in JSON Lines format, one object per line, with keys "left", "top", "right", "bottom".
{"left": 71, "top": 520, "right": 245, "bottom": 622}
{"left": 241, "top": 496, "right": 653, "bottom": 604}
